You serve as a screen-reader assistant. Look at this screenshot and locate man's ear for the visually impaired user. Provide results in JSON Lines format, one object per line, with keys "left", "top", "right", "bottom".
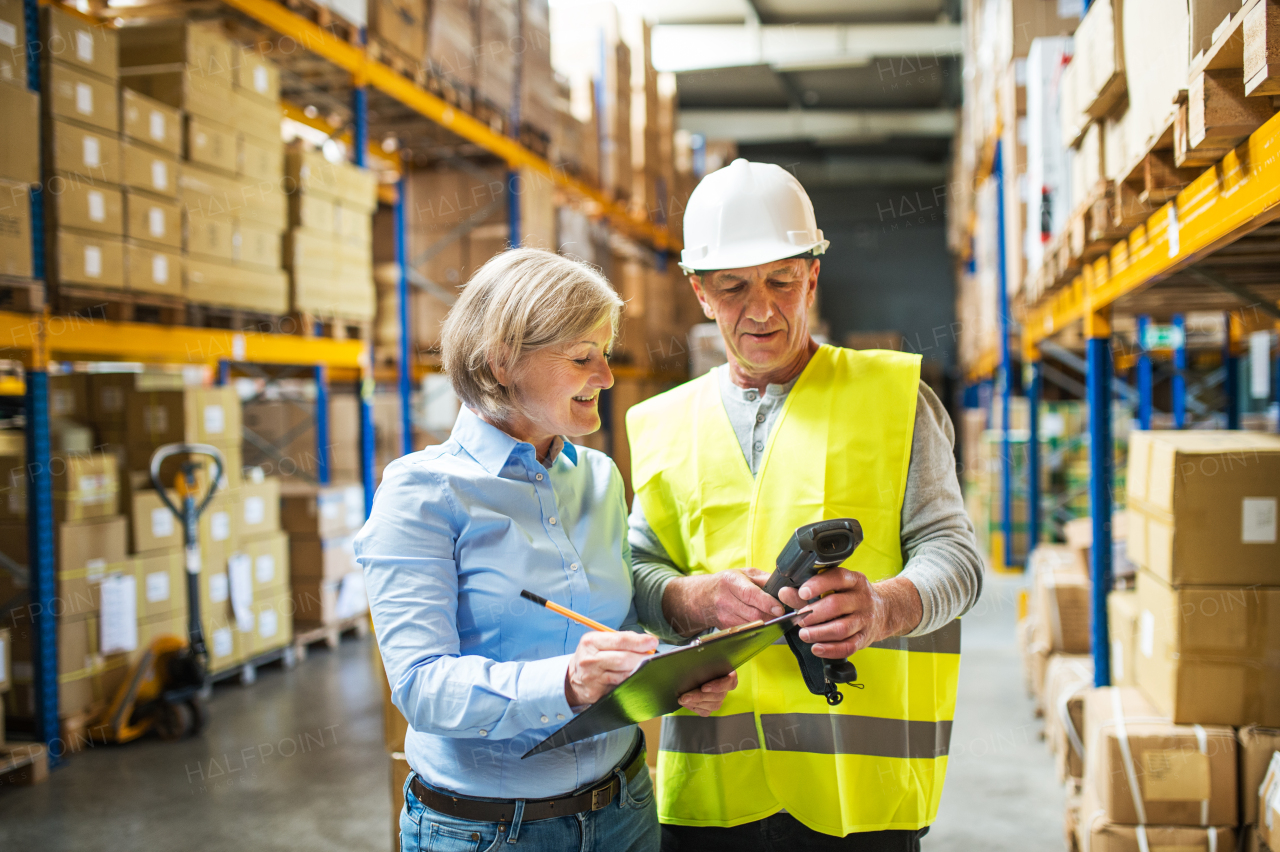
{"left": 805, "top": 260, "right": 821, "bottom": 308}
{"left": 689, "top": 273, "right": 715, "bottom": 320}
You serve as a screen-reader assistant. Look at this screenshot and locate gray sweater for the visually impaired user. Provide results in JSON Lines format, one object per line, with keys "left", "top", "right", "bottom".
{"left": 628, "top": 364, "right": 984, "bottom": 641}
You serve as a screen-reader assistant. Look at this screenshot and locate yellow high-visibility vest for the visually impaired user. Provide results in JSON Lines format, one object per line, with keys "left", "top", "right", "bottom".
{"left": 626, "top": 344, "right": 961, "bottom": 836}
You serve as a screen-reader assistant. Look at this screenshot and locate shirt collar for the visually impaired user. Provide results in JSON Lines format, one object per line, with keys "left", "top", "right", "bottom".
{"left": 452, "top": 406, "right": 578, "bottom": 474}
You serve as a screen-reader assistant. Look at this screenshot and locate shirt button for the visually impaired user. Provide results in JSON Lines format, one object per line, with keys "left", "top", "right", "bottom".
{"left": 570, "top": 563, "right": 579, "bottom": 571}
{"left": 536, "top": 473, "right": 544, "bottom": 481}
{"left": 557, "top": 713, "right": 565, "bottom": 720}
{"left": 479, "top": 730, "right": 488, "bottom": 737}
{"left": 549, "top": 517, "right": 557, "bottom": 525}
{"left": 753, "top": 441, "right": 764, "bottom": 451}
{"left": 746, "top": 391, "right": 757, "bottom": 400}
{"left": 756, "top": 414, "right": 765, "bottom": 423}
{"left": 541, "top": 715, "right": 549, "bottom": 723}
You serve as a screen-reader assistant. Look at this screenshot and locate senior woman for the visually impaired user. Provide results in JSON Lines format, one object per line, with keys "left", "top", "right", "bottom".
{"left": 357, "top": 248, "right": 735, "bottom": 852}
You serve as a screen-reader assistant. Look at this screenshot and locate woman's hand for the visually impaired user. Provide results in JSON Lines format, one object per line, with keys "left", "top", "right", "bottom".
{"left": 565, "top": 631, "right": 659, "bottom": 707}
{"left": 677, "top": 671, "right": 738, "bottom": 717}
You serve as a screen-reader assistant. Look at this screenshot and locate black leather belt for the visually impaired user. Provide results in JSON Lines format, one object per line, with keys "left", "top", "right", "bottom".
{"left": 410, "top": 733, "right": 646, "bottom": 824}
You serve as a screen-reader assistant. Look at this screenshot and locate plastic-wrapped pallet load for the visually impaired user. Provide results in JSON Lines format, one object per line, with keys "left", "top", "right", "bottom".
{"left": 1029, "top": 544, "right": 1092, "bottom": 654}
{"left": 1023, "top": 36, "right": 1074, "bottom": 291}
{"left": 1041, "top": 653, "right": 1093, "bottom": 784}
{"left": 1076, "top": 687, "right": 1236, "bottom": 852}
{"left": 282, "top": 483, "right": 368, "bottom": 630}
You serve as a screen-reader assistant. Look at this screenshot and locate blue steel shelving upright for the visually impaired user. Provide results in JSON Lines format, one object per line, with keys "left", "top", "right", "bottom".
{"left": 351, "top": 73, "right": 379, "bottom": 512}
{"left": 993, "top": 140, "right": 1015, "bottom": 568}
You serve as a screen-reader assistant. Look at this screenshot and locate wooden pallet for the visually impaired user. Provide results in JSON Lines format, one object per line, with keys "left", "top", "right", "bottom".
{"left": 292, "top": 614, "right": 370, "bottom": 662}
{"left": 0, "top": 743, "right": 49, "bottom": 789}
{"left": 209, "top": 642, "right": 297, "bottom": 686}
{"left": 425, "top": 68, "right": 475, "bottom": 114}
{"left": 281, "top": 0, "right": 361, "bottom": 44}
{"left": 188, "top": 301, "right": 294, "bottom": 335}
{"left": 519, "top": 124, "right": 551, "bottom": 160}
{"left": 291, "top": 311, "right": 373, "bottom": 341}
{"left": 368, "top": 37, "right": 429, "bottom": 88}
{"left": 53, "top": 285, "right": 186, "bottom": 325}
{"left": 472, "top": 99, "right": 511, "bottom": 137}
{"left": 0, "top": 277, "right": 45, "bottom": 313}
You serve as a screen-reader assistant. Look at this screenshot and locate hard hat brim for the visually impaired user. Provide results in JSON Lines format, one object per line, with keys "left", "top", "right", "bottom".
{"left": 678, "top": 238, "right": 829, "bottom": 275}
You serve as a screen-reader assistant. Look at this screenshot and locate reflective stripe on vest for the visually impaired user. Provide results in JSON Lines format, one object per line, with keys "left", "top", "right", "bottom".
{"left": 626, "top": 345, "right": 961, "bottom": 836}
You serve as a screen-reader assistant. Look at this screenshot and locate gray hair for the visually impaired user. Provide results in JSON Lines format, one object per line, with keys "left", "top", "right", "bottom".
{"left": 441, "top": 247, "right": 623, "bottom": 420}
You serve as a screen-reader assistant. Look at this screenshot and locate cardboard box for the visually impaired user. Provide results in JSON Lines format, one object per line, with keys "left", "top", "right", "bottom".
{"left": 0, "top": 626, "right": 10, "bottom": 693}
{"left": 197, "top": 492, "right": 239, "bottom": 561}
{"left": 233, "top": 49, "right": 280, "bottom": 104}
{"left": 290, "top": 193, "right": 336, "bottom": 232}
{"left": 250, "top": 590, "right": 292, "bottom": 656}
{"left": 52, "top": 451, "right": 118, "bottom": 522}
{"left": 202, "top": 616, "right": 246, "bottom": 673}
{"left": 124, "top": 241, "right": 183, "bottom": 297}
{"left": 185, "top": 115, "right": 237, "bottom": 175}
{"left": 1076, "top": 818, "right": 1235, "bottom": 852}
{"left": 239, "top": 135, "right": 281, "bottom": 182}
{"left": 184, "top": 213, "right": 236, "bottom": 261}
{"left": 58, "top": 514, "right": 128, "bottom": 575}
{"left": 245, "top": 530, "right": 288, "bottom": 596}
{"left": 1083, "top": 686, "right": 1236, "bottom": 826}
{"left": 43, "top": 5, "right": 118, "bottom": 81}
{"left": 57, "top": 554, "right": 133, "bottom": 620}
{"left": 0, "top": 84, "right": 39, "bottom": 184}
{"left": 45, "top": 60, "right": 119, "bottom": 133}
{"left": 1127, "top": 431, "right": 1280, "bottom": 587}
{"left": 121, "top": 87, "right": 182, "bottom": 156}
{"left": 280, "top": 483, "right": 365, "bottom": 538}
{"left": 1134, "top": 569, "right": 1280, "bottom": 726}
{"left": 0, "top": 0, "right": 25, "bottom": 89}
{"left": 135, "top": 548, "right": 185, "bottom": 619}
{"left": 121, "top": 140, "right": 177, "bottom": 198}
{"left": 124, "top": 190, "right": 181, "bottom": 249}
{"left": 87, "top": 372, "right": 144, "bottom": 425}
{"left": 1108, "top": 589, "right": 1139, "bottom": 687}
{"left": 55, "top": 229, "right": 125, "bottom": 288}
{"left": 129, "top": 488, "right": 183, "bottom": 553}
{"left": 185, "top": 257, "right": 288, "bottom": 314}
{"left": 49, "top": 374, "right": 88, "bottom": 420}
{"left": 1042, "top": 653, "right": 1093, "bottom": 782}
{"left": 390, "top": 752, "right": 412, "bottom": 849}
{"left": 1239, "top": 725, "right": 1280, "bottom": 825}
{"left": 289, "top": 534, "right": 357, "bottom": 582}
{"left": 124, "top": 386, "right": 242, "bottom": 451}
{"left": 117, "top": 20, "right": 234, "bottom": 91}
{"left": 48, "top": 118, "right": 121, "bottom": 184}
{"left": 1261, "top": 752, "right": 1280, "bottom": 850}
{"left": 1031, "top": 547, "right": 1092, "bottom": 654}
{"left": 180, "top": 161, "right": 287, "bottom": 229}
{"left": 0, "top": 181, "right": 33, "bottom": 277}
{"left": 228, "top": 89, "right": 280, "bottom": 145}
{"left": 235, "top": 220, "right": 282, "bottom": 270}
{"left": 51, "top": 181, "right": 123, "bottom": 236}
{"left": 290, "top": 575, "right": 340, "bottom": 626}
{"left": 376, "top": 635, "right": 408, "bottom": 753}
{"left": 237, "top": 478, "right": 280, "bottom": 539}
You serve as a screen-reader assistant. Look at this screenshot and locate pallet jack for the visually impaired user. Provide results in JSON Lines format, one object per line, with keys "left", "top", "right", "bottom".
{"left": 99, "top": 443, "right": 225, "bottom": 743}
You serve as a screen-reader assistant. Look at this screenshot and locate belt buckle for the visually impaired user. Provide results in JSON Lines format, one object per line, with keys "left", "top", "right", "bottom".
{"left": 590, "top": 784, "right": 611, "bottom": 811}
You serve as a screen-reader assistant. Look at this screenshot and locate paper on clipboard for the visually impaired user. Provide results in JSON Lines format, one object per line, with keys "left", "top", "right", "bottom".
{"left": 522, "top": 611, "right": 803, "bottom": 758}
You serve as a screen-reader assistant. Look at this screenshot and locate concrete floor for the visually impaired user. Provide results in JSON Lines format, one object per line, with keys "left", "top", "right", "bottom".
{"left": 0, "top": 573, "right": 1063, "bottom": 852}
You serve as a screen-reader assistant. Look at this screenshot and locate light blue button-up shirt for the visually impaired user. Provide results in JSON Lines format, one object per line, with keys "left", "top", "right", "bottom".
{"left": 355, "top": 406, "right": 640, "bottom": 799}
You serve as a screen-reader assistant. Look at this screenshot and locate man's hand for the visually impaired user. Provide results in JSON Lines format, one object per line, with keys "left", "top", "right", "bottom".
{"left": 662, "top": 569, "right": 785, "bottom": 637}
{"left": 776, "top": 571, "right": 923, "bottom": 659}
{"left": 677, "top": 671, "right": 738, "bottom": 717}
{"left": 564, "top": 631, "right": 659, "bottom": 707}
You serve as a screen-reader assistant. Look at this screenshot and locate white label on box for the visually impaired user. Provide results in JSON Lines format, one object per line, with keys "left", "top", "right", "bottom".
{"left": 255, "top": 554, "right": 275, "bottom": 585}
{"left": 149, "top": 110, "right": 165, "bottom": 142}
{"left": 0, "top": 21, "right": 15, "bottom": 48}
{"left": 1139, "top": 610, "right": 1155, "bottom": 659}
{"left": 344, "top": 486, "right": 363, "bottom": 531}
{"left": 204, "top": 404, "right": 225, "bottom": 435}
{"left": 152, "top": 253, "right": 169, "bottom": 284}
{"left": 100, "top": 574, "right": 138, "bottom": 655}
{"left": 1167, "top": 205, "right": 1180, "bottom": 258}
{"left": 151, "top": 505, "right": 174, "bottom": 538}
{"left": 75, "top": 81, "right": 92, "bottom": 116}
{"left": 210, "top": 510, "right": 230, "bottom": 542}
{"left": 151, "top": 159, "right": 168, "bottom": 191}
{"left": 259, "top": 608, "right": 278, "bottom": 639}
{"left": 87, "top": 190, "right": 105, "bottom": 222}
{"left": 1243, "top": 497, "right": 1278, "bottom": 544}
{"left": 253, "top": 65, "right": 268, "bottom": 93}
{"left": 82, "top": 135, "right": 100, "bottom": 168}
{"left": 148, "top": 206, "right": 165, "bottom": 238}
{"left": 143, "top": 404, "right": 168, "bottom": 433}
{"left": 244, "top": 496, "right": 265, "bottom": 526}
{"left": 101, "top": 385, "right": 124, "bottom": 413}
{"left": 320, "top": 496, "right": 340, "bottom": 520}
{"left": 228, "top": 553, "right": 254, "bottom": 633}
{"left": 145, "top": 570, "right": 170, "bottom": 603}
{"left": 335, "top": 571, "right": 368, "bottom": 620}
{"left": 209, "top": 571, "right": 228, "bottom": 603}
{"left": 84, "top": 245, "right": 101, "bottom": 277}
{"left": 86, "top": 557, "right": 106, "bottom": 580}
{"left": 212, "top": 627, "right": 232, "bottom": 659}
{"left": 1111, "top": 639, "right": 1123, "bottom": 682}
{"left": 1251, "top": 331, "right": 1273, "bottom": 400}
{"left": 51, "top": 388, "right": 72, "bottom": 415}
{"left": 75, "top": 30, "right": 93, "bottom": 63}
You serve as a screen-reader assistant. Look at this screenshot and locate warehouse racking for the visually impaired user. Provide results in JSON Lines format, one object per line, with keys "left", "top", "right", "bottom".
{"left": 956, "top": 0, "right": 1280, "bottom": 688}
{"left": 8, "top": 0, "right": 686, "bottom": 767}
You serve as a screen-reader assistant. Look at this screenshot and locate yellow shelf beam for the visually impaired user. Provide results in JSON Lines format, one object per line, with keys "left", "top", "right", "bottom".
{"left": 1025, "top": 109, "right": 1280, "bottom": 347}
{"left": 964, "top": 344, "right": 999, "bottom": 383}
{"left": 220, "top": 0, "right": 678, "bottom": 252}
{"left": 0, "top": 311, "right": 365, "bottom": 370}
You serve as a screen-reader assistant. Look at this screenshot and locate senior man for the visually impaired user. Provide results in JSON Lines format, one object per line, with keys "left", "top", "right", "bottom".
{"left": 627, "top": 159, "right": 983, "bottom": 852}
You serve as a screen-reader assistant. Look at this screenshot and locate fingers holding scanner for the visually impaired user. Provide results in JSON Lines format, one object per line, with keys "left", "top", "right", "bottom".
{"left": 777, "top": 567, "right": 878, "bottom": 659}
{"left": 565, "top": 630, "right": 658, "bottom": 707}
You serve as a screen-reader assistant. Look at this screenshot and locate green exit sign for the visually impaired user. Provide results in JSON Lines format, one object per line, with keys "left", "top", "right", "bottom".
{"left": 1143, "top": 324, "right": 1185, "bottom": 349}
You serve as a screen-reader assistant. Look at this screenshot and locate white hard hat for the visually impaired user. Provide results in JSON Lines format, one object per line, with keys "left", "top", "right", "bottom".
{"left": 679, "top": 158, "right": 829, "bottom": 274}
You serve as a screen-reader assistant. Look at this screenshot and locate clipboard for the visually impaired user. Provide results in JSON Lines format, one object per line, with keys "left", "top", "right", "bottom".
{"left": 522, "top": 611, "right": 803, "bottom": 758}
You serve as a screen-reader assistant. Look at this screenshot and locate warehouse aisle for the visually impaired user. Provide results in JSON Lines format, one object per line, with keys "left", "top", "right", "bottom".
{"left": 0, "top": 639, "right": 387, "bottom": 852}
{"left": 929, "top": 573, "right": 1064, "bottom": 851}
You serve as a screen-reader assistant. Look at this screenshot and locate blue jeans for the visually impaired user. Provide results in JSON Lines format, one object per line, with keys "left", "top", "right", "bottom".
{"left": 400, "top": 765, "right": 659, "bottom": 852}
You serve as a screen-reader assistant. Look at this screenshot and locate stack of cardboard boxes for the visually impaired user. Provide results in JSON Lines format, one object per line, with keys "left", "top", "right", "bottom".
{"left": 284, "top": 141, "right": 377, "bottom": 322}
{"left": 0, "top": 0, "right": 39, "bottom": 281}
{"left": 283, "top": 483, "right": 367, "bottom": 632}
{"left": 120, "top": 20, "right": 289, "bottom": 313}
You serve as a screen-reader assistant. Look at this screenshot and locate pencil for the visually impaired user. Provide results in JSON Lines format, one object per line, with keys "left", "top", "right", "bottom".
{"left": 520, "top": 590, "right": 656, "bottom": 653}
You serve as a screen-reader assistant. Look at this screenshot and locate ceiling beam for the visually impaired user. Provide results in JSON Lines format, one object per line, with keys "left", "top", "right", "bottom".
{"left": 652, "top": 22, "right": 962, "bottom": 73}
{"left": 679, "top": 108, "right": 956, "bottom": 144}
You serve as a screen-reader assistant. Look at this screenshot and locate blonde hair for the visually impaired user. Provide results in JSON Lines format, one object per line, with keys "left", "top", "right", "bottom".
{"left": 441, "top": 247, "right": 623, "bottom": 420}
